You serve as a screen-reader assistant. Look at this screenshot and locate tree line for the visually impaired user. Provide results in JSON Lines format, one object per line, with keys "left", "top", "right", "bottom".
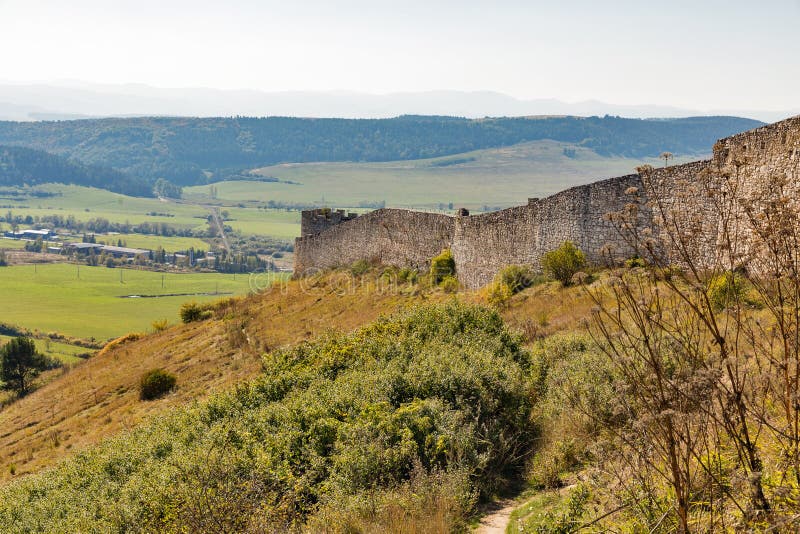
{"left": 0, "top": 145, "right": 152, "bottom": 197}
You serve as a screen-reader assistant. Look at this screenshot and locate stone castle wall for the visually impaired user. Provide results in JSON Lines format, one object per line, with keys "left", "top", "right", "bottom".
{"left": 294, "top": 209, "right": 456, "bottom": 274}
{"left": 293, "top": 116, "right": 800, "bottom": 289}
{"left": 301, "top": 208, "right": 359, "bottom": 237}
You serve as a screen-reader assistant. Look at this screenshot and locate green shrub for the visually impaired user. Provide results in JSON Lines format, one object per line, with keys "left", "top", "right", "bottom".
{"left": 707, "top": 271, "right": 750, "bottom": 310}
{"left": 179, "top": 302, "right": 213, "bottom": 323}
{"left": 350, "top": 259, "right": 369, "bottom": 275}
{"left": 398, "top": 267, "right": 418, "bottom": 283}
{"left": 0, "top": 250, "right": 7, "bottom": 267}
{"left": 624, "top": 255, "right": 647, "bottom": 268}
{"left": 526, "top": 484, "right": 590, "bottom": 534}
{"left": 541, "top": 241, "right": 586, "bottom": 286}
{"left": 139, "top": 368, "right": 177, "bottom": 400}
{"left": 498, "top": 264, "right": 541, "bottom": 292}
{"left": 430, "top": 248, "right": 455, "bottom": 284}
{"left": 488, "top": 265, "right": 544, "bottom": 306}
{"left": 439, "top": 275, "right": 459, "bottom": 293}
{"left": 487, "top": 280, "right": 514, "bottom": 307}
{"left": 0, "top": 303, "right": 533, "bottom": 531}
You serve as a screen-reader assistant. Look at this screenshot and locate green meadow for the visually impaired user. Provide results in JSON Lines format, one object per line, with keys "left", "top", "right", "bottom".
{"left": 6, "top": 184, "right": 210, "bottom": 229}
{"left": 0, "top": 239, "right": 25, "bottom": 250}
{"left": 1, "top": 184, "right": 303, "bottom": 240}
{"left": 184, "top": 140, "right": 701, "bottom": 210}
{"left": 91, "top": 233, "right": 210, "bottom": 252}
{"left": 222, "top": 207, "right": 301, "bottom": 238}
{"left": 0, "top": 263, "right": 278, "bottom": 340}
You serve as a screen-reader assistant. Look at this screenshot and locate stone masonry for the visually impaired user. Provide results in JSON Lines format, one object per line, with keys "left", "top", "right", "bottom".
{"left": 294, "top": 116, "right": 800, "bottom": 289}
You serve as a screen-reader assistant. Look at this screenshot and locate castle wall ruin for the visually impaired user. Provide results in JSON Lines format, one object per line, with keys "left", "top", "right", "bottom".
{"left": 293, "top": 116, "right": 800, "bottom": 289}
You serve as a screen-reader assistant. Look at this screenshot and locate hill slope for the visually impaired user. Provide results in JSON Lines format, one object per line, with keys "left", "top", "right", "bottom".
{"left": 0, "top": 301, "right": 538, "bottom": 532}
{"left": 220, "top": 140, "right": 698, "bottom": 209}
{"left": 0, "top": 115, "right": 762, "bottom": 185}
{"left": 0, "top": 271, "right": 592, "bottom": 483}
{"left": 0, "top": 145, "right": 151, "bottom": 197}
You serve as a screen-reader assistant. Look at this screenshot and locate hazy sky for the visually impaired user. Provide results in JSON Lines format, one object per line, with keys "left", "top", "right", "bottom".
{"left": 1, "top": 0, "right": 798, "bottom": 110}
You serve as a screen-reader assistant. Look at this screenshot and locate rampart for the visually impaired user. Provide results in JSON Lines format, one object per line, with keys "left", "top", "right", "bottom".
{"left": 293, "top": 116, "right": 800, "bottom": 289}
{"left": 301, "top": 208, "right": 359, "bottom": 237}
{"left": 294, "top": 209, "right": 456, "bottom": 274}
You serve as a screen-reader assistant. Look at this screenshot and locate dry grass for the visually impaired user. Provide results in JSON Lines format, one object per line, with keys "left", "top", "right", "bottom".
{"left": 0, "top": 270, "right": 593, "bottom": 482}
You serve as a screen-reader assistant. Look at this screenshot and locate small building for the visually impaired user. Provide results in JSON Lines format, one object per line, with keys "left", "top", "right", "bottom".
{"left": 99, "top": 245, "right": 150, "bottom": 258}
{"left": 3, "top": 229, "right": 54, "bottom": 240}
{"left": 64, "top": 242, "right": 104, "bottom": 253}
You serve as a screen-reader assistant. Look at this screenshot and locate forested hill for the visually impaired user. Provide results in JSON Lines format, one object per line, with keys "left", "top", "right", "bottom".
{"left": 0, "top": 145, "right": 152, "bottom": 197}
{"left": 0, "top": 115, "right": 763, "bottom": 186}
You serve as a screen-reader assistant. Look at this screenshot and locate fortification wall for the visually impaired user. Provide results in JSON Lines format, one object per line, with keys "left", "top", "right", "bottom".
{"left": 301, "top": 208, "right": 359, "bottom": 237}
{"left": 451, "top": 205, "right": 538, "bottom": 289}
{"left": 293, "top": 116, "right": 800, "bottom": 289}
{"left": 713, "top": 116, "right": 800, "bottom": 197}
{"left": 450, "top": 174, "right": 649, "bottom": 288}
{"left": 294, "top": 208, "right": 455, "bottom": 273}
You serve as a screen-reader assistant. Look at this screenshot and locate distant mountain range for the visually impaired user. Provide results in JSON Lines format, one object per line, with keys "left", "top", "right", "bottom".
{"left": 0, "top": 115, "right": 762, "bottom": 187}
{"left": 0, "top": 82, "right": 794, "bottom": 123}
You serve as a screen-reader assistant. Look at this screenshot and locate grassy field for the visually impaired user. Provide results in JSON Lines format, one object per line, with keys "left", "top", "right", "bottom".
{"left": 91, "top": 233, "right": 210, "bottom": 252}
{"left": 0, "top": 263, "right": 279, "bottom": 340}
{"left": 0, "top": 335, "right": 91, "bottom": 365}
{"left": 1, "top": 184, "right": 303, "bottom": 240}
{"left": 183, "top": 140, "right": 702, "bottom": 210}
{"left": 222, "top": 207, "right": 301, "bottom": 238}
{"left": 0, "top": 239, "right": 25, "bottom": 250}
{"left": 4, "top": 184, "right": 210, "bottom": 230}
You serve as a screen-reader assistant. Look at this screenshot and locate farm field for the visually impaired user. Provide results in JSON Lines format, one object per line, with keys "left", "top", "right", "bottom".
{"left": 222, "top": 207, "right": 301, "bottom": 238}
{"left": 0, "top": 239, "right": 25, "bottom": 249}
{"left": 90, "top": 233, "right": 210, "bottom": 252}
{"left": 6, "top": 184, "right": 209, "bottom": 225}
{"left": 0, "top": 263, "right": 280, "bottom": 340}
{"left": 1, "top": 184, "right": 303, "bottom": 241}
{"left": 183, "top": 140, "right": 701, "bottom": 210}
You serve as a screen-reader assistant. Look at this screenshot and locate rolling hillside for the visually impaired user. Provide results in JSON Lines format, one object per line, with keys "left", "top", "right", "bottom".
{"left": 0, "top": 115, "right": 762, "bottom": 186}
{"left": 226, "top": 140, "right": 699, "bottom": 209}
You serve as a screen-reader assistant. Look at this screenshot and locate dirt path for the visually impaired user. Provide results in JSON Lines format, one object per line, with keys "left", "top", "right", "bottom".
{"left": 474, "top": 500, "right": 517, "bottom": 534}
{"left": 209, "top": 207, "right": 231, "bottom": 252}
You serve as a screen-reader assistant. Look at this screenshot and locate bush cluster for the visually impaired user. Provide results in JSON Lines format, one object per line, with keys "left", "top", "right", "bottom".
{"left": 139, "top": 368, "right": 177, "bottom": 400}
{"left": 0, "top": 303, "right": 533, "bottom": 531}
{"left": 487, "top": 265, "right": 543, "bottom": 307}
{"left": 541, "top": 241, "right": 586, "bottom": 286}
{"left": 430, "top": 248, "right": 456, "bottom": 284}
{"left": 179, "top": 302, "right": 213, "bottom": 323}
{"left": 707, "top": 271, "right": 751, "bottom": 310}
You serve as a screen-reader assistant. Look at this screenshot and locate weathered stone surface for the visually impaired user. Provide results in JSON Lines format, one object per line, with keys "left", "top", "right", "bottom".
{"left": 294, "top": 116, "right": 800, "bottom": 289}
{"left": 294, "top": 209, "right": 455, "bottom": 274}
